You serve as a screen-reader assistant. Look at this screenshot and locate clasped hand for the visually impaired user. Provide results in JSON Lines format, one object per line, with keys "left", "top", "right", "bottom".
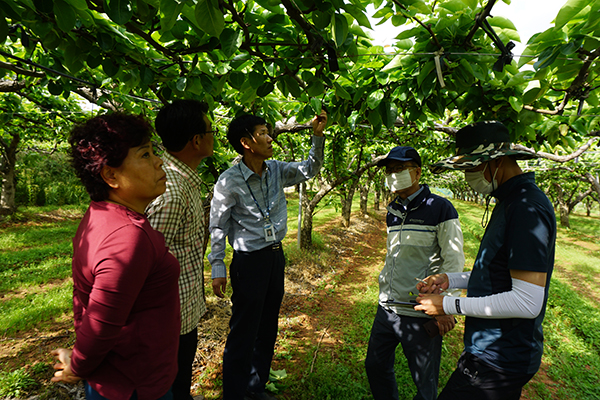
{"left": 414, "top": 273, "right": 448, "bottom": 317}
{"left": 50, "top": 348, "right": 82, "bottom": 384}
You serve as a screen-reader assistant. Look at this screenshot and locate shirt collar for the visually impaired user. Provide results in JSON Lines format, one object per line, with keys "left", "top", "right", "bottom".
{"left": 399, "top": 185, "right": 424, "bottom": 206}
{"left": 162, "top": 151, "right": 203, "bottom": 186}
{"left": 238, "top": 160, "right": 269, "bottom": 181}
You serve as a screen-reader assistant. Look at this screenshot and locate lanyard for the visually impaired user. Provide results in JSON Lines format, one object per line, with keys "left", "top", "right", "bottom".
{"left": 239, "top": 163, "right": 271, "bottom": 221}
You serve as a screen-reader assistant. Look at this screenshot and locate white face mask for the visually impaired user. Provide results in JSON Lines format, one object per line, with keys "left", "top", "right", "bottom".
{"left": 386, "top": 169, "right": 416, "bottom": 192}
{"left": 464, "top": 163, "right": 498, "bottom": 194}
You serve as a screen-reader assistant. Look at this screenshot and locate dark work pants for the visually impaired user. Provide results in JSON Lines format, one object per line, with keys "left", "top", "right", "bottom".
{"left": 437, "top": 352, "right": 535, "bottom": 400}
{"left": 172, "top": 327, "right": 198, "bottom": 400}
{"left": 84, "top": 382, "right": 173, "bottom": 400}
{"left": 222, "top": 244, "right": 285, "bottom": 400}
{"left": 365, "top": 305, "right": 442, "bottom": 400}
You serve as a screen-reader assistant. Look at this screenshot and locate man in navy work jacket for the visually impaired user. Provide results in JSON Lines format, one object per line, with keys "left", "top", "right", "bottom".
{"left": 415, "top": 121, "right": 556, "bottom": 400}
{"left": 365, "top": 146, "right": 465, "bottom": 400}
{"left": 208, "top": 111, "right": 327, "bottom": 400}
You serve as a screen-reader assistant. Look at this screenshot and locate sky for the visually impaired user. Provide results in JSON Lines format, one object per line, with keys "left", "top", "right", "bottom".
{"left": 367, "top": 0, "right": 568, "bottom": 56}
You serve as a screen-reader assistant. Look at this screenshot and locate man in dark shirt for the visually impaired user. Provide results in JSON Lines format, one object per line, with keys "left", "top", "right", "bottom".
{"left": 415, "top": 121, "right": 556, "bottom": 400}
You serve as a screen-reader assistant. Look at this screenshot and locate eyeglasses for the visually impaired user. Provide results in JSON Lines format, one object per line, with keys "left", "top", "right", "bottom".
{"left": 205, "top": 128, "right": 218, "bottom": 135}
{"left": 385, "top": 164, "right": 418, "bottom": 174}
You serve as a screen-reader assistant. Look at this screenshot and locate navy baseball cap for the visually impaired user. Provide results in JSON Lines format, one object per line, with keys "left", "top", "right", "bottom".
{"left": 377, "top": 146, "right": 421, "bottom": 167}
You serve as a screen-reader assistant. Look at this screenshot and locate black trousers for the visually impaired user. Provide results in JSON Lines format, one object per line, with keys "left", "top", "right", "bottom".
{"left": 438, "top": 352, "right": 535, "bottom": 400}
{"left": 222, "top": 243, "right": 285, "bottom": 400}
{"left": 172, "top": 327, "right": 198, "bottom": 400}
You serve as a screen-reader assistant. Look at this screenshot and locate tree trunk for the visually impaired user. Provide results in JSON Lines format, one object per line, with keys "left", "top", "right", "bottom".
{"left": 359, "top": 183, "right": 369, "bottom": 216}
{"left": 300, "top": 196, "right": 313, "bottom": 249}
{"left": 340, "top": 179, "right": 359, "bottom": 228}
{"left": 553, "top": 184, "right": 570, "bottom": 228}
{"left": 374, "top": 189, "right": 380, "bottom": 211}
{"left": 0, "top": 134, "right": 19, "bottom": 215}
{"left": 559, "top": 203, "right": 570, "bottom": 228}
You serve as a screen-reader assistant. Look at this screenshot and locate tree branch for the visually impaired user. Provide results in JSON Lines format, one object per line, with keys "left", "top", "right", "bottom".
{"left": 391, "top": 0, "right": 443, "bottom": 49}
{"left": 0, "top": 79, "right": 26, "bottom": 92}
{"left": 513, "top": 137, "right": 599, "bottom": 162}
{"left": 0, "top": 60, "right": 45, "bottom": 78}
{"left": 463, "top": 0, "right": 497, "bottom": 46}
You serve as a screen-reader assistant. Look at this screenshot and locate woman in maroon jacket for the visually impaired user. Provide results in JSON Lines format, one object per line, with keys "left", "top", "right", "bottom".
{"left": 51, "top": 114, "right": 181, "bottom": 400}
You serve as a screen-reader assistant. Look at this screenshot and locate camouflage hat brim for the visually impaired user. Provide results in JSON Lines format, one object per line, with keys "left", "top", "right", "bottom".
{"left": 430, "top": 142, "right": 537, "bottom": 174}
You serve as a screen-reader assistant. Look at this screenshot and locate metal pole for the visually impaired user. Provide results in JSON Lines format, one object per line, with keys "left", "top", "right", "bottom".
{"left": 297, "top": 183, "right": 303, "bottom": 248}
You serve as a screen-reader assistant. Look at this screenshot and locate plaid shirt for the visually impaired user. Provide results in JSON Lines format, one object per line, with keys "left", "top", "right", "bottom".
{"left": 147, "top": 152, "right": 207, "bottom": 335}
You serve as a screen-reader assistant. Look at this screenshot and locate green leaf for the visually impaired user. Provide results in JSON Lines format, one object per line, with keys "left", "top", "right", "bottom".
{"left": 105, "top": 0, "right": 133, "bottom": 25}
{"left": 391, "top": 14, "right": 407, "bottom": 26}
{"left": 102, "top": 58, "right": 120, "bottom": 77}
{"left": 283, "top": 76, "right": 302, "bottom": 98}
{"left": 64, "top": 41, "right": 84, "bottom": 73}
{"left": 459, "top": 0, "right": 477, "bottom": 10}
{"left": 367, "top": 89, "right": 384, "bottom": 110}
{"left": 533, "top": 46, "right": 560, "bottom": 70}
{"left": 176, "top": 77, "right": 187, "bottom": 92}
{"left": 65, "top": 0, "right": 88, "bottom": 10}
{"left": 367, "top": 109, "right": 382, "bottom": 131}
{"left": 257, "top": 82, "right": 275, "bottom": 97}
{"left": 438, "top": 0, "right": 466, "bottom": 14}
{"left": 555, "top": 0, "right": 589, "bottom": 30}
{"left": 509, "top": 96, "right": 523, "bottom": 112}
{"left": 195, "top": 0, "right": 224, "bottom": 37}
{"left": 48, "top": 80, "right": 63, "bottom": 95}
{"left": 248, "top": 71, "right": 265, "bottom": 89}
{"left": 488, "top": 16, "right": 517, "bottom": 31}
{"left": 220, "top": 28, "right": 241, "bottom": 58}
{"left": 312, "top": 9, "right": 332, "bottom": 30}
{"left": 334, "top": 82, "right": 351, "bottom": 100}
{"left": 140, "top": 66, "right": 154, "bottom": 86}
{"left": 310, "top": 97, "right": 322, "bottom": 114}
{"left": 229, "top": 71, "right": 245, "bottom": 89}
{"left": 396, "top": 26, "right": 422, "bottom": 40}
{"left": 506, "top": 70, "right": 534, "bottom": 87}
{"left": 379, "top": 100, "right": 397, "bottom": 128}
{"left": 342, "top": 4, "right": 371, "bottom": 29}
{"left": 417, "top": 60, "right": 435, "bottom": 87}
{"left": 382, "top": 54, "right": 404, "bottom": 72}
{"left": 0, "top": 13, "right": 7, "bottom": 43}
{"left": 53, "top": 0, "right": 77, "bottom": 32}
{"left": 34, "top": 0, "right": 54, "bottom": 13}
{"left": 306, "top": 80, "right": 324, "bottom": 97}
{"left": 333, "top": 13, "right": 349, "bottom": 48}
{"left": 200, "top": 74, "right": 214, "bottom": 93}
{"left": 522, "top": 87, "right": 542, "bottom": 104}
{"left": 160, "top": 0, "right": 184, "bottom": 31}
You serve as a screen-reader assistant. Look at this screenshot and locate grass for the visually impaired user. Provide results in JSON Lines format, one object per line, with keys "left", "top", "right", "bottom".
{"left": 0, "top": 207, "right": 81, "bottom": 336}
{"left": 1, "top": 196, "right": 599, "bottom": 399}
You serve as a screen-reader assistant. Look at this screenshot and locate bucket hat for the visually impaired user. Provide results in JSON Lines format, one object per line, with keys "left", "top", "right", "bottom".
{"left": 377, "top": 146, "right": 421, "bottom": 167}
{"left": 430, "top": 121, "right": 536, "bottom": 174}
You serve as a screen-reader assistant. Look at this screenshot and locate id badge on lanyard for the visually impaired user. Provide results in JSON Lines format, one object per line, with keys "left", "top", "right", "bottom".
{"left": 264, "top": 220, "right": 276, "bottom": 242}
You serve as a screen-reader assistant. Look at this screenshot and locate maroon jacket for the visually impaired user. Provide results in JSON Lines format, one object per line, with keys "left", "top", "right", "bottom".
{"left": 71, "top": 201, "right": 180, "bottom": 400}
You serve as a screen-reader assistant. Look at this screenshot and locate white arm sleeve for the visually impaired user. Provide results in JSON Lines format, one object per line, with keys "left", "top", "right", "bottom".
{"left": 446, "top": 271, "right": 471, "bottom": 289}
{"left": 442, "top": 278, "right": 545, "bottom": 319}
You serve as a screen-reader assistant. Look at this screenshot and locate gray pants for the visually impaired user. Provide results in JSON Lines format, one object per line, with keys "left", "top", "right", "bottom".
{"left": 365, "top": 305, "right": 442, "bottom": 400}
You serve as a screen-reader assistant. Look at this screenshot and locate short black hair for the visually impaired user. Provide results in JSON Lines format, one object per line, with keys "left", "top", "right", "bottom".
{"left": 155, "top": 99, "right": 209, "bottom": 152}
{"left": 227, "top": 114, "right": 267, "bottom": 155}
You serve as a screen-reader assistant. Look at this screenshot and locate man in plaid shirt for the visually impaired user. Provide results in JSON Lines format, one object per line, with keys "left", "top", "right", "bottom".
{"left": 147, "top": 99, "right": 215, "bottom": 400}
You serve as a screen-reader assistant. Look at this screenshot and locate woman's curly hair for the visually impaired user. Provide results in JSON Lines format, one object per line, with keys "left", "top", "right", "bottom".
{"left": 69, "top": 113, "right": 153, "bottom": 201}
